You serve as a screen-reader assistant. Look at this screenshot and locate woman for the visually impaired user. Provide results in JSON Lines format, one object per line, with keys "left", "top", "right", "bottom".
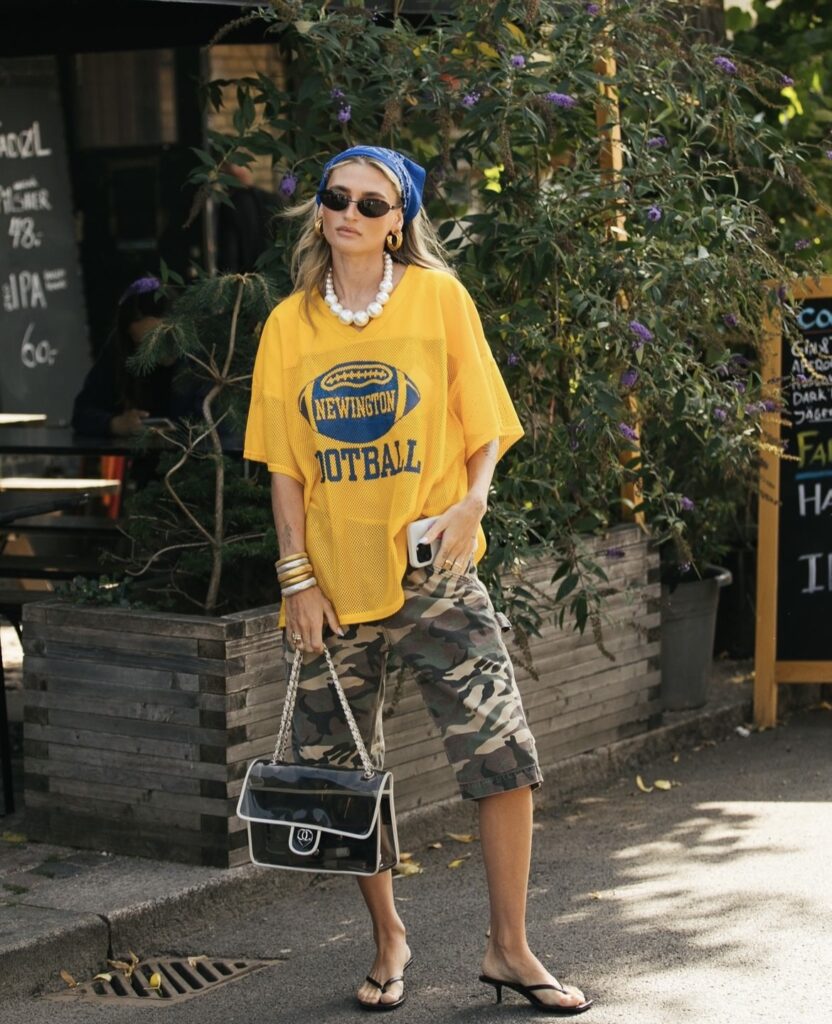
{"left": 72, "top": 276, "right": 198, "bottom": 437}
{"left": 244, "top": 146, "right": 592, "bottom": 1015}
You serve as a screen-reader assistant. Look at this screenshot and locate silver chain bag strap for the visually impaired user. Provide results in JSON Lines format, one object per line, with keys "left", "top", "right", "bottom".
{"left": 236, "top": 647, "right": 399, "bottom": 875}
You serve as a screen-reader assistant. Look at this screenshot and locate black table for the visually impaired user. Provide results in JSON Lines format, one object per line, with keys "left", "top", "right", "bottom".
{"left": 0, "top": 493, "right": 90, "bottom": 816}
{"left": 0, "top": 425, "right": 243, "bottom": 456}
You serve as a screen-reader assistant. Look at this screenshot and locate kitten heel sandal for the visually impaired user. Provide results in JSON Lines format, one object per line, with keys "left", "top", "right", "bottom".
{"left": 479, "top": 973, "right": 593, "bottom": 1015}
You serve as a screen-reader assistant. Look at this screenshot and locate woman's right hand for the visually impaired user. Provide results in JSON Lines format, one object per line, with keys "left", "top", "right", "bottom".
{"left": 110, "top": 409, "right": 150, "bottom": 436}
{"left": 284, "top": 585, "right": 344, "bottom": 653}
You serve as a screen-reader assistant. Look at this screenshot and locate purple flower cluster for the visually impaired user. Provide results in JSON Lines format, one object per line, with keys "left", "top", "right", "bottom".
{"left": 714, "top": 56, "right": 738, "bottom": 76}
{"left": 794, "top": 238, "right": 811, "bottom": 251}
{"left": 745, "top": 401, "right": 767, "bottom": 415}
{"left": 510, "top": 54, "right": 525, "bottom": 68}
{"left": 680, "top": 496, "right": 695, "bottom": 511}
{"left": 462, "top": 91, "right": 481, "bottom": 109}
{"left": 826, "top": 150, "right": 832, "bottom": 161}
{"left": 330, "top": 88, "right": 351, "bottom": 124}
{"left": 646, "top": 135, "right": 667, "bottom": 149}
{"left": 722, "top": 313, "right": 739, "bottom": 327}
{"left": 629, "top": 320, "right": 654, "bottom": 349}
{"left": 507, "top": 352, "right": 520, "bottom": 366}
{"left": 713, "top": 407, "right": 727, "bottom": 423}
{"left": 620, "top": 367, "right": 639, "bottom": 389}
{"left": 279, "top": 173, "right": 297, "bottom": 198}
{"left": 780, "top": 74, "right": 794, "bottom": 86}
{"left": 604, "top": 547, "right": 626, "bottom": 560}
{"left": 545, "top": 92, "right": 577, "bottom": 109}
{"left": 619, "top": 422, "right": 639, "bottom": 442}
{"left": 586, "top": 2, "right": 601, "bottom": 13}
{"left": 647, "top": 204, "right": 662, "bottom": 222}
{"left": 731, "top": 379, "right": 747, "bottom": 394}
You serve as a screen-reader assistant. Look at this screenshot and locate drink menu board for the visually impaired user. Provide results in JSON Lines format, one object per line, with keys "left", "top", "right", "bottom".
{"left": 776, "top": 295, "right": 832, "bottom": 660}
{"left": 755, "top": 277, "right": 832, "bottom": 727}
{"left": 0, "top": 86, "right": 89, "bottom": 423}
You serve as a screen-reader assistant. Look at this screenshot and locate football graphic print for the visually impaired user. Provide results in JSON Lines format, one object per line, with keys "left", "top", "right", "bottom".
{"left": 298, "top": 360, "right": 421, "bottom": 443}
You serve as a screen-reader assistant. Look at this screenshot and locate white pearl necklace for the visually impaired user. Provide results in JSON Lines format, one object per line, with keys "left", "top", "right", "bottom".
{"left": 324, "top": 252, "right": 393, "bottom": 328}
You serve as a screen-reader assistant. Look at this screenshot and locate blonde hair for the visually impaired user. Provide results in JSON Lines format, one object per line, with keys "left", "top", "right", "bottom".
{"left": 283, "top": 156, "right": 456, "bottom": 320}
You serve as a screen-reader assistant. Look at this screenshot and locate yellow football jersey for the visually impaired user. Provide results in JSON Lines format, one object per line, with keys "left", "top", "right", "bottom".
{"left": 244, "top": 265, "right": 523, "bottom": 624}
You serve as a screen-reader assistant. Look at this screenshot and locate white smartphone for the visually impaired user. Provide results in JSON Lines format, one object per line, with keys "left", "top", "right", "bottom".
{"left": 406, "top": 516, "right": 440, "bottom": 567}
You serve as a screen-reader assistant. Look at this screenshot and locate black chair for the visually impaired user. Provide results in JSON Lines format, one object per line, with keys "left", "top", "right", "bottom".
{"left": 0, "top": 494, "right": 90, "bottom": 816}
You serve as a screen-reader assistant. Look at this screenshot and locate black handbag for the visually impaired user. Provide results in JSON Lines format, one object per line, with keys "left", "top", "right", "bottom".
{"left": 236, "top": 645, "right": 399, "bottom": 876}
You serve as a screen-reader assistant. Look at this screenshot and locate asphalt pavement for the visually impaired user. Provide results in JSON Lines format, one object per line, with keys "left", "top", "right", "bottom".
{"left": 1, "top": 701, "right": 829, "bottom": 1024}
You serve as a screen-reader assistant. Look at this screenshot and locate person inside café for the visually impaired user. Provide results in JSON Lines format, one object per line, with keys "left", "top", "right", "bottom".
{"left": 71, "top": 275, "right": 203, "bottom": 437}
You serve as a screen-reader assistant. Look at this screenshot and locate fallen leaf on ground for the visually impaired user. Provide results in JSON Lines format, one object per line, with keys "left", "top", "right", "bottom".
{"left": 427, "top": 841, "right": 443, "bottom": 850}
{"left": 107, "top": 958, "right": 136, "bottom": 978}
{"left": 653, "top": 779, "right": 672, "bottom": 791}
{"left": 447, "top": 832, "right": 478, "bottom": 843}
{"left": 149, "top": 973, "right": 162, "bottom": 990}
{"left": 635, "top": 774, "right": 653, "bottom": 793}
{"left": 60, "top": 970, "right": 77, "bottom": 988}
{"left": 589, "top": 891, "right": 602, "bottom": 900}
{"left": 814, "top": 701, "right": 832, "bottom": 711}
{"left": 1, "top": 832, "right": 27, "bottom": 844}
{"left": 187, "top": 955, "right": 208, "bottom": 967}
{"left": 398, "top": 851, "right": 414, "bottom": 862}
{"left": 393, "top": 860, "right": 423, "bottom": 876}
{"left": 447, "top": 855, "right": 470, "bottom": 869}
{"left": 672, "top": 754, "right": 680, "bottom": 764}
{"left": 93, "top": 973, "right": 113, "bottom": 982}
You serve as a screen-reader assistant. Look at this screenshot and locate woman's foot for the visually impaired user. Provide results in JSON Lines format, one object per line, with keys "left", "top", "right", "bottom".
{"left": 356, "top": 936, "right": 412, "bottom": 1009}
{"left": 481, "top": 944, "right": 588, "bottom": 1010}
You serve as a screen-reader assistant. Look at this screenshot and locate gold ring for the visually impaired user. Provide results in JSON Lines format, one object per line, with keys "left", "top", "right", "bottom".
{"left": 291, "top": 632, "right": 303, "bottom": 644}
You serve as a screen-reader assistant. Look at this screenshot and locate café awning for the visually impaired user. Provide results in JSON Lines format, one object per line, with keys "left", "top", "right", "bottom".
{"left": 1, "top": 0, "right": 444, "bottom": 57}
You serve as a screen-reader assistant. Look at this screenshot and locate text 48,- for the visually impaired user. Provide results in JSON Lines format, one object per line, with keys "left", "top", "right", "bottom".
{"left": 8, "top": 216, "right": 41, "bottom": 248}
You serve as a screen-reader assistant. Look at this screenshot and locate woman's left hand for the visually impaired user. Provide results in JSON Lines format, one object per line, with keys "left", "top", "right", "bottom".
{"left": 422, "top": 494, "right": 486, "bottom": 573}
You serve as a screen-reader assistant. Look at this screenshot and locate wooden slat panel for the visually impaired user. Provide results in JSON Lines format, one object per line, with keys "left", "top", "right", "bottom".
{"left": 24, "top": 756, "right": 205, "bottom": 794}
{"left": 42, "top": 707, "right": 229, "bottom": 745}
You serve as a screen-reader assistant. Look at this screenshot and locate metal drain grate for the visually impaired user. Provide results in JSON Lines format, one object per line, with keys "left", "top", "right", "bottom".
{"left": 46, "top": 956, "right": 278, "bottom": 1004}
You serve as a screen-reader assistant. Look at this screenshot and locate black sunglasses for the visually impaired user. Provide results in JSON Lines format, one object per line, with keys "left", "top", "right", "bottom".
{"left": 317, "top": 188, "right": 402, "bottom": 219}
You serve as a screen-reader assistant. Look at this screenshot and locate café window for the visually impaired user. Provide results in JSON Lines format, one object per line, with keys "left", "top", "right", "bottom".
{"left": 74, "top": 50, "right": 177, "bottom": 148}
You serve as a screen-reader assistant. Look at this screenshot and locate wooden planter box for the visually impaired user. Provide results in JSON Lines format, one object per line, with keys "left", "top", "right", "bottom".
{"left": 21, "top": 523, "right": 658, "bottom": 867}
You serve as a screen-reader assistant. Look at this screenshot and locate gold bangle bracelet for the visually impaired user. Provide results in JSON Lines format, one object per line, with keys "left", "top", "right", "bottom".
{"left": 275, "top": 551, "right": 308, "bottom": 569}
{"left": 278, "top": 565, "right": 313, "bottom": 581}
{"left": 278, "top": 568, "right": 314, "bottom": 586}
{"left": 276, "top": 557, "right": 311, "bottom": 576}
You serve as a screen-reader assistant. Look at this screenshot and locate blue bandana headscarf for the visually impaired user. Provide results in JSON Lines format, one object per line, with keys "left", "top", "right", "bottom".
{"left": 317, "top": 146, "right": 426, "bottom": 225}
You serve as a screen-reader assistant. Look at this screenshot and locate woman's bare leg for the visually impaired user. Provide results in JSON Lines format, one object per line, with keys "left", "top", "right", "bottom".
{"left": 478, "top": 786, "right": 587, "bottom": 1009}
{"left": 354, "top": 871, "right": 411, "bottom": 1007}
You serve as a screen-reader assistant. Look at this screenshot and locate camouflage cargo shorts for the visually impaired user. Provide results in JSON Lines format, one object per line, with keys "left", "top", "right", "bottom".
{"left": 283, "top": 563, "right": 542, "bottom": 801}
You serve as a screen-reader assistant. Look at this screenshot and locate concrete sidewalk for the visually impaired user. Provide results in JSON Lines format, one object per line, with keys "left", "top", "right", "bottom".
{"left": 0, "top": 680, "right": 829, "bottom": 1023}
{"left": 1, "top": 651, "right": 770, "bottom": 1002}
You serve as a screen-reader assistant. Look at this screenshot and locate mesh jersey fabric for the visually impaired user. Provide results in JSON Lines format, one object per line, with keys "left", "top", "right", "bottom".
{"left": 243, "top": 265, "right": 524, "bottom": 625}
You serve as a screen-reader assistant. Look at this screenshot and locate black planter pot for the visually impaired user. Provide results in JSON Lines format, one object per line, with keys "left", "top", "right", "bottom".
{"left": 660, "top": 565, "right": 733, "bottom": 711}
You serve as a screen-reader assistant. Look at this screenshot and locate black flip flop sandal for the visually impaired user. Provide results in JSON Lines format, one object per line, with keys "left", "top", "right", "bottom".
{"left": 358, "top": 957, "right": 414, "bottom": 1012}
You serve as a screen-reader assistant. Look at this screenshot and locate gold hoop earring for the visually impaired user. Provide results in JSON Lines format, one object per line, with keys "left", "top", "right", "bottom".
{"left": 386, "top": 230, "right": 403, "bottom": 252}
{"left": 315, "top": 218, "right": 325, "bottom": 238}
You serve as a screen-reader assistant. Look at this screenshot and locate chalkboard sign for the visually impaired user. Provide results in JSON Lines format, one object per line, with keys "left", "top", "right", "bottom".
{"left": 0, "top": 85, "right": 89, "bottom": 423}
{"left": 755, "top": 276, "right": 832, "bottom": 726}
